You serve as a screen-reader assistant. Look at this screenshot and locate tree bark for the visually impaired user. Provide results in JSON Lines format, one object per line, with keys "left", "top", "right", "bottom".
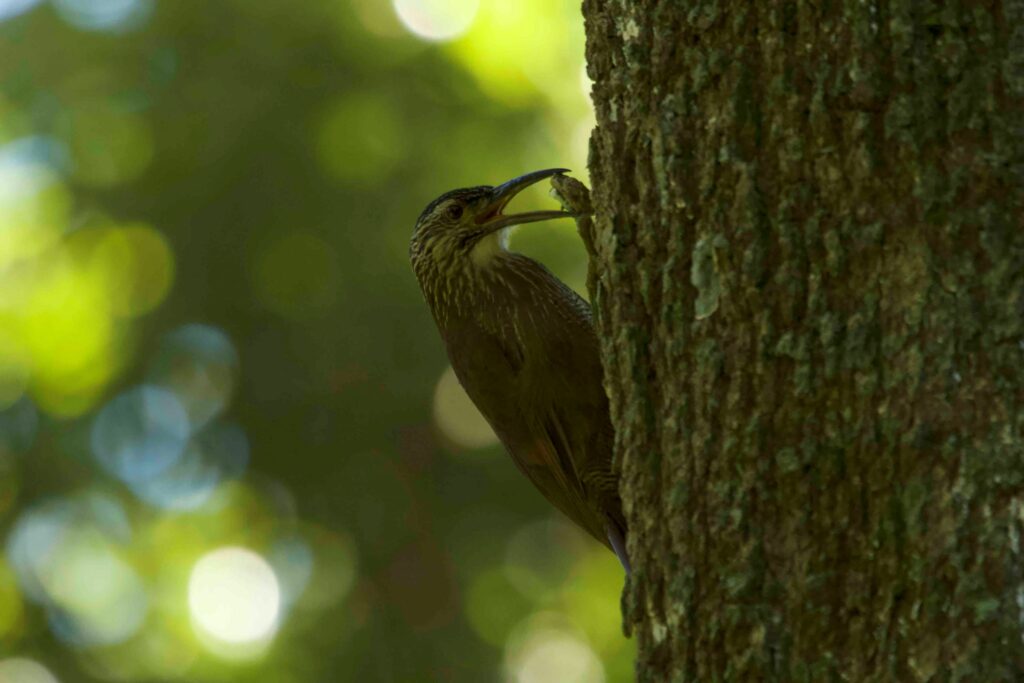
{"left": 581, "top": 1, "right": 1024, "bottom": 680}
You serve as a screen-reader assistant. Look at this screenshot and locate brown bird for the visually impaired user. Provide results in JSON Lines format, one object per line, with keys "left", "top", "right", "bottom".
{"left": 409, "top": 168, "right": 628, "bottom": 572}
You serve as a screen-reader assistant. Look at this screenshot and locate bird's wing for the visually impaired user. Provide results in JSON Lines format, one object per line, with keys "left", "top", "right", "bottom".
{"left": 444, "top": 318, "right": 609, "bottom": 545}
{"left": 525, "top": 278, "right": 625, "bottom": 539}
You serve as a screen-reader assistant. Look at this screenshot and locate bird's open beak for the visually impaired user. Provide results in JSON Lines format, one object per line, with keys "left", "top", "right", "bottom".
{"left": 475, "top": 168, "right": 576, "bottom": 234}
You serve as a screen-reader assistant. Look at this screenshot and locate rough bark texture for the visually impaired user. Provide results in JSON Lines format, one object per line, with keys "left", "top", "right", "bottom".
{"left": 581, "top": 1, "right": 1024, "bottom": 680}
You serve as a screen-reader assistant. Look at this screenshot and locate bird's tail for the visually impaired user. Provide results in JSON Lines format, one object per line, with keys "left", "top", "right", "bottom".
{"left": 605, "top": 519, "right": 630, "bottom": 575}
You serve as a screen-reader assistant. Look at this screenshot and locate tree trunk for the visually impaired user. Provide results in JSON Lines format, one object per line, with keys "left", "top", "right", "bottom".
{"left": 581, "top": 1, "right": 1024, "bottom": 679}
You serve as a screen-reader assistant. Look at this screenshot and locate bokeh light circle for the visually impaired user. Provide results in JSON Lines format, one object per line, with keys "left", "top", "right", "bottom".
{"left": 87, "top": 223, "right": 175, "bottom": 317}
{"left": 392, "top": 0, "right": 478, "bottom": 42}
{"left": 188, "top": 547, "right": 281, "bottom": 645}
{"left": 91, "top": 385, "right": 190, "bottom": 485}
{"left": 349, "top": 0, "right": 406, "bottom": 37}
{"left": 315, "top": 95, "right": 404, "bottom": 186}
{"left": 505, "top": 617, "right": 605, "bottom": 683}
{"left": 131, "top": 421, "right": 249, "bottom": 511}
{"left": 149, "top": 324, "right": 238, "bottom": 429}
{"left": 52, "top": 0, "right": 152, "bottom": 32}
{"left": 268, "top": 536, "right": 314, "bottom": 608}
{"left": 293, "top": 525, "right": 358, "bottom": 610}
{"left": 61, "top": 103, "right": 153, "bottom": 186}
{"left": 465, "top": 568, "right": 532, "bottom": 646}
{"left": 432, "top": 366, "right": 498, "bottom": 450}
{"left": 0, "top": 658, "right": 59, "bottom": 683}
{"left": 5, "top": 494, "right": 148, "bottom": 647}
{"left": 0, "top": 0, "right": 42, "bottom": 22}
{"left": 96, "top": 225, "right": 174, "bottom": 319}
{"left": 0, "top": 137, "right": 70, "bottom": 269}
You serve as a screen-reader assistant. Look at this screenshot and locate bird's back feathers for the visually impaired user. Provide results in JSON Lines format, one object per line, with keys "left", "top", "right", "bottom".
{"left": 438, "top": 253, "right": 624, "bottom": 552}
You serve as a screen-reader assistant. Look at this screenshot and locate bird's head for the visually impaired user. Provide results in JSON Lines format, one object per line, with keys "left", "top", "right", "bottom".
{"left": 409, "top": 168, "right": 575, "bottom": 281}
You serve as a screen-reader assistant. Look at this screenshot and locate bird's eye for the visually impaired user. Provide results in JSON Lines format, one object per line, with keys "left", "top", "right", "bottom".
{"left": 446, "top": 204, "right": 463, "bottom": 220}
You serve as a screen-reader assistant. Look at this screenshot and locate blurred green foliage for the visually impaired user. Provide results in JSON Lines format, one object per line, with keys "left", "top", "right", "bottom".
{"left": 0, "top": 1, "right": 631, "bottom": 682}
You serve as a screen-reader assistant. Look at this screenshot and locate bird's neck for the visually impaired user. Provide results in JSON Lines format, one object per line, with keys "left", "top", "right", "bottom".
{"left": 419, "top": 245, "right": 533, "bottom": 332}
{"left": 468, "top": 229, "right": 509, "bottom": 267}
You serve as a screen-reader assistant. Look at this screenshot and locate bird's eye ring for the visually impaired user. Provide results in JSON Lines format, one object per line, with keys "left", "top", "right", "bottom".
{"left": 446, "top": 204, "right": 463, "bottom": 220}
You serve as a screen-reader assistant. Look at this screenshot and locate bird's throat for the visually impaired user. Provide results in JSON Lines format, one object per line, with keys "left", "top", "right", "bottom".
{"left": 470, "top": 228, "right": 510, "bottom": 267}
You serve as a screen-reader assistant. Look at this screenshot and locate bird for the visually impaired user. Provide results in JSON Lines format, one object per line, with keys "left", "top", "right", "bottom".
{"left": 409, "top": 168, "right": 628, "bottom": 573}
